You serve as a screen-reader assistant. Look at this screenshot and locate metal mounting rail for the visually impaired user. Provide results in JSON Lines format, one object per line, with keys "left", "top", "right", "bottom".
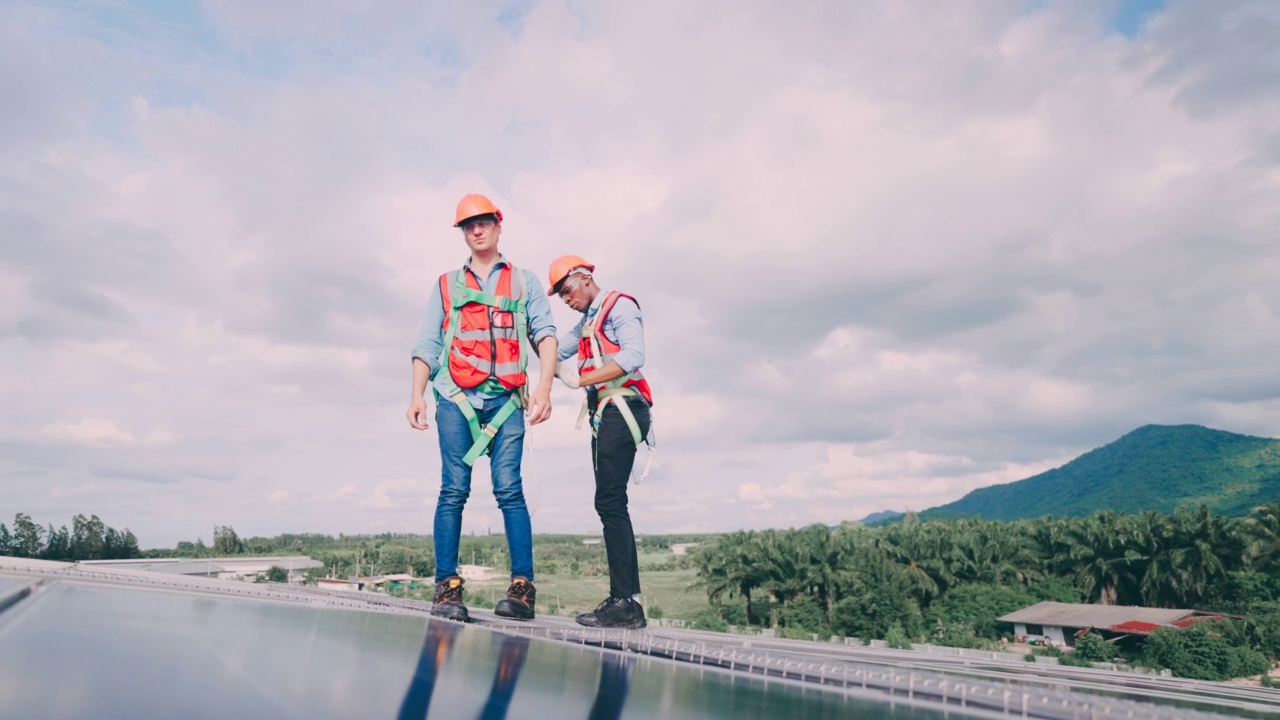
{"left": 476, "top": 622, "right": 1266, "bottom": 720}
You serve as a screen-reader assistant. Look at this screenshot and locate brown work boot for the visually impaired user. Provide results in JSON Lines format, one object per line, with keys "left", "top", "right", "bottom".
{"left": 431, "top": 576, "right": 469, "bottom": 622}
{"left": 494, "top": 577, "right": 536, "bottom": 620}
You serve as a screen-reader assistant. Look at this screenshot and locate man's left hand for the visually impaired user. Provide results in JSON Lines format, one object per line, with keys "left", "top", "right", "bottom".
{"left": 527, "top": 386, "right": 553, "bottom": 425}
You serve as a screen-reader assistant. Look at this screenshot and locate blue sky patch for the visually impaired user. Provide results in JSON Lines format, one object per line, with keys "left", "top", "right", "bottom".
{"left": 1109, "top": 0, "right": 1166, "bottom": 38}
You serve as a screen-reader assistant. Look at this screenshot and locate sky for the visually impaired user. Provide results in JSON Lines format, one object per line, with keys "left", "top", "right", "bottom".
{"left": 2, "top": 0, "right": 1278, "bottom": 548}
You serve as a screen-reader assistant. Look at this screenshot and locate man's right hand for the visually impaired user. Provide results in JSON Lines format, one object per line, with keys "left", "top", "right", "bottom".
{"left": 406, "top": 396, "right": 430, "bottom": 430}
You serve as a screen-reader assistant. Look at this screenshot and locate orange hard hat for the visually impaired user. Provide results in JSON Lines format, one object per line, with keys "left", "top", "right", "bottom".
{"left": 547, "top": 255, "right": 594, "bottom": 296}
{"left": 454, "top": 193, "right": 504, "bottom": 227}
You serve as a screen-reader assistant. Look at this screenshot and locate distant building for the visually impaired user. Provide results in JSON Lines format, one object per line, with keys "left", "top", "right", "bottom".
{"left": 671, "top": 543, "right": 700, "bottom": 556}
{"left": 316, "top": 578, "right": 363, "bottom": 592}
{"left": 997, "top": 601, "right": 1224, "bottom": 647}
{"left": 581, "top": 538, "right": 602, "bottom": 546}
{"left": 79, "top": 556, "right": 323, "bottom": 583}
{"left": 458, "top": 564, "right": 497, "bottom": 580}
{"left": 361, "top": 574, "right": 421, "bottom": 591}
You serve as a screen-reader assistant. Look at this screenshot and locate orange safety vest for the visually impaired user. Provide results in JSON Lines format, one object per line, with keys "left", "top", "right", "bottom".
{"left": 439, "top": 265, "right": 527, "bottom": 390}
{"left": 577, "top": 291, "right": 654, "bottom": 405}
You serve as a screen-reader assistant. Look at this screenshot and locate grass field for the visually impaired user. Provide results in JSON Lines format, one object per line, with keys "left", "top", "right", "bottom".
{"left": 460, "top": 553, "right": 707, "bottom": 619}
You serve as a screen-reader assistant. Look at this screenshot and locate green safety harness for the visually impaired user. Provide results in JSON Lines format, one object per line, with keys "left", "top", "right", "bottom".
{"left": 435, "top": 267, "right": 530, "bottom": 467}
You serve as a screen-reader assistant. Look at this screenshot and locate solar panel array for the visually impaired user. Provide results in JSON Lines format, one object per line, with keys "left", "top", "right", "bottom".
{"left": 2, "top": 557, "right": 1276, "bottom": 719}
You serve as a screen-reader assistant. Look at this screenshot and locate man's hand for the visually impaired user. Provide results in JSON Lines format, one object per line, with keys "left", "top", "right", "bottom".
{"left": 526, "top": 385, "right": 553, "bottom": 425}
{"left": 555, "top": 361, "right": 580, "bottom": 390}
{"left": 406, "top": 395, "right": 430, "bottom": 430}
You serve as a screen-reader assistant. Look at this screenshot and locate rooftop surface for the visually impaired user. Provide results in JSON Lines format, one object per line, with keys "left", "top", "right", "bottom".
{"left": 997, "top": 601, "right": 1197, "bottom": 628}
{"left": 1, "top": 558, "right": 1277, "bottom": 719}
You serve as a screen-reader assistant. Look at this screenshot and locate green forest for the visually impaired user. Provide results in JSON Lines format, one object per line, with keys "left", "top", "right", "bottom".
{"left": 693, "top": 504, "right": 1280, "bottom": 681}
{"left": 0, "top": 512, "right": 141, "bottom": 561}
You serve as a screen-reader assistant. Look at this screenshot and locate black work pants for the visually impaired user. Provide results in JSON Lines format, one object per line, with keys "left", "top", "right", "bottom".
{"left": 589, "top": 394, "right": 651, "bottom": 598}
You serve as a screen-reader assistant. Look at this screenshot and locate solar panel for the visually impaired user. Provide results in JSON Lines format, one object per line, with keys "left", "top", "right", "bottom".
{"left": 2, "top": 560, "right": 1270, "bottom": 719}
{"left": 0, "top": 568, "right": 963, "bottom": 719}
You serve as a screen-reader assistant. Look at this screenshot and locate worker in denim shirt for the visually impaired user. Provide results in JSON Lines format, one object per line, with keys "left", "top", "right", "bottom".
{"left": 406, "top": 194, "right": 557, "bottom": 623}
{"left": 548, "top": 255, "right": 653, "bottom": 629}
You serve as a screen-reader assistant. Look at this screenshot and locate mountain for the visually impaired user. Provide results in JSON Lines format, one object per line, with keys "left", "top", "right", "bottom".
{"left": 859, "top": 510, "right": 904, "bottom": 525}
{"left": 919, "top": 424, "right": 1280, "bottom": 521}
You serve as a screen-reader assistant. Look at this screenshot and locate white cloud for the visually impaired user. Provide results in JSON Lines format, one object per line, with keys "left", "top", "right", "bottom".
{"left": 41, "top": 419, "right": 137, "bottom": 449}
{"left": 1, "top": 1, "right": 1277, "bottom": 545}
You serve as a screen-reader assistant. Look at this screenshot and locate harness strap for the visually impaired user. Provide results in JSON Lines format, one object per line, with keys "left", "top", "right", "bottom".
{"left": 582, "top": 320, "right": 637, "bottom": 392}
{"left": 575, "top": 387, "right": 643, "bottom": 446}
{"left": 460, "top": 393, "right": 523, "bottom": 466}
{"left": 435, "top": 266, "right": 531, "bottom": 467}
{"left": 452, "top": 285, "right": 521, "bottom": 313}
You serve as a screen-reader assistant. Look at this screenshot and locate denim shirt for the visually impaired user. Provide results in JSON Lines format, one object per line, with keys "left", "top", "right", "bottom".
{"left": 557, "top": 288, "right": 645, "bottom": 373}
{"left": 411, "top": 255, "right": 556, "bottom": 407}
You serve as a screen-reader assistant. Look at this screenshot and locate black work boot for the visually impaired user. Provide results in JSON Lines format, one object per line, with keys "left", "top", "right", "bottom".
{"left": 494, "top": 577, "right": 536, "bottom": 620}
{"left": 575, "top": 596, "right": 646, "bottom": 629}
{"left": 431, "top": 576, "right": 469, "bottom": 622}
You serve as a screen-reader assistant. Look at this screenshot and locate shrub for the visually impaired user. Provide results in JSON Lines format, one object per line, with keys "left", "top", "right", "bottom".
{"left": 719, "top": 603, "right": 749, "bottom": 627}
{"left": 1071, "top": 632, "right": 1115, "bottom": 663}
{"left": 649, "top": 605, "right": 665, "bottom": 619}
{"left": 1142, "top": 623, "right": 1271, "bottom": 681}
{"left": 1034, "top": 644, "right": 1063, "bottom": 658}
{"left": 929, "top": 583, "right": 1036, "bottom": 640}
{"left": 1239, "top": 601, "right": 1280, "bottom": 661}
{"left": 777, "top": 596, "right": 825, "bottom": 633}
{"left": 931, "top": 622, "right": 991, "bottom": 649}
{"left": 884, "top": 622, "right": 912, "bottom": 650}
{"left": 830, "top": 591, "right": 923, "bottom": 641}
{"left": 689, "top": 610, "right": 729, "bottom": 633}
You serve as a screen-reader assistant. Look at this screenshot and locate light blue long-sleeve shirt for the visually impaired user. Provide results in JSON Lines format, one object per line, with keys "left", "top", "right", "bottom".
{"left": 557, "top": 288, "right": 645, "bottom": 373}
{"left": 411, "top": 255, "right": 556, "bottom": 407}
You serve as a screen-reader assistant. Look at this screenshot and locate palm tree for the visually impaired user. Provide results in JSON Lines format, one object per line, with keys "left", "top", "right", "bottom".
{"left": 695, "top": 530, "right": 769, "bottom": 625}
{"left": 1129, "top": 510, "right": 1182, "bottom": 607}
{"left": 1168, "top": 505, "right": 1238, "bottom": 606}
{"left": 876, "top": 514, "right": 952, "bottom": 606}
{"left": 1064, "top": 511, "right": 1137, "bottom": 605}
{"left": 1242, "top": 502, "right": 1280, "bottom": 573}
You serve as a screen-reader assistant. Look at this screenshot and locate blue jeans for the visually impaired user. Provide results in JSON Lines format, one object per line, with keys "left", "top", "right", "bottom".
{"left": 433, "top": 395, "right": 534, "bottom": 583}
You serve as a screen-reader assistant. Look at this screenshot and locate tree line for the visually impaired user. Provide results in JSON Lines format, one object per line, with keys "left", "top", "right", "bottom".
{"left": 156, "top": 528, "right": 709, "bottom": 582}
{"left": 0, "top": 512, "right": 141, "bottom": 561}
{"left": 693, "top": 504, "right": 1280, "bottom": 674}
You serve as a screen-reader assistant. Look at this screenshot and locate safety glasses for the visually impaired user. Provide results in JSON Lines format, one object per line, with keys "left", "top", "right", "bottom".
{"left": 557, "top": 276, "right": 581, "bottom": 300}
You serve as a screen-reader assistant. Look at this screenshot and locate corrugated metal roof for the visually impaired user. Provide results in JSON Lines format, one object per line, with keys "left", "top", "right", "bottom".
{"left": 80, "top": 556, "right": 324, "bottom": 571}
{"left": 1109, "top": 620, "right": 1161, "bottom": 634}
{"left": 151, "top": 561, "right": 227, "bottom": 575}
{"left": 997, "top": 601, "right": 1195, "bottom": 628}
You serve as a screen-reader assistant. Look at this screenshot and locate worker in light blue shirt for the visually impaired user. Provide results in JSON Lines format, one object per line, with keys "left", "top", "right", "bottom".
{"left": 411, "top": 260, "right": 558, "bottom": 408}
{"left": 405, "top": 193, "right": 557, "bottom": 624}
{"left": 547, "top": 255, "right": 654, "bottom": 630}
